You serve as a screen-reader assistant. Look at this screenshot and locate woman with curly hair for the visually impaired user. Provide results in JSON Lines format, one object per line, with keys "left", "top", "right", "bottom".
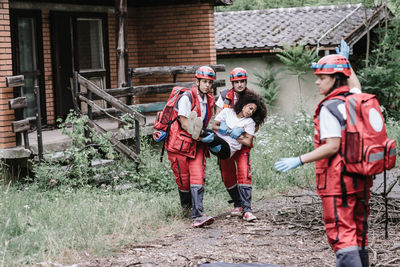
{"left": 196, "top": 91, "right": 266, "bottom": 160}
{"left": 188, "top": 90, "right": 267, "bottom": 222}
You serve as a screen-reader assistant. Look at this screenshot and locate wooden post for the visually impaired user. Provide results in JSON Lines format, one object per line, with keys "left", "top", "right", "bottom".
{"left": 34, "top": 86, "right": 43, "bottom": 161}
{"left": 115, "top": 0, "right": 128, "bottom": 88}
{"left": 73, "top": 71, "right": 81, "bottom": 112}
{"left": 126, "top": 68, "right": 133, "bottom": 105}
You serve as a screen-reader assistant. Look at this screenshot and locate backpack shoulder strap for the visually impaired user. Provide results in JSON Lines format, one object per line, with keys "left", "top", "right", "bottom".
{"left": 321, "top": 98, "right": 346, "bottom": 127}
{"left": 220, "top": 88, "right": 229, "bottom": 100}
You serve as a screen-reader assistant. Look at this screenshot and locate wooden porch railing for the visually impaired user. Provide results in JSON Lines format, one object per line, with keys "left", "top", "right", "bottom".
{"left": 73, "top": 72, "right": 145, "bottom": 164}
{"left": 73, "top": 64, "right": 226, "bottom": 164}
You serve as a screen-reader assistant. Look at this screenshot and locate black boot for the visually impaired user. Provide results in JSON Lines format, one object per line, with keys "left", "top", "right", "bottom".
{"left": 190, "top": 185, "right": 204, "bottom": 218}
{"left": 359, "top": 248, "right": 369, "bottom": 267}
{"left": 336, "top": 250, "right": 363, "bottom": 267}
{"left": 178, "top": 190, "right": 191, "bottom": 209}
{"left": 238, "top": 185, "right": 252, "bottom": 213}
{"left": 178, "top": 190, "right": 191, "bottom": 217}
{"left": 227, "top": 185, "right": 242, "bottom": 208}
{"left": 190, "top": 185, "right": 214, "bottom": 227}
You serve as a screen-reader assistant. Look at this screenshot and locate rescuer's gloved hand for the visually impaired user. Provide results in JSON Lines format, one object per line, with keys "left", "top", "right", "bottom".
{"left": 335, "top": 39, "right": 350, "bottom": 59}
{"left": 274, "top": 157, "right": 303, "bottom": 172}
{"left": 201, "top": 132, "right": 214, "bottom": 143}
{"left": 210, "top": 144, "right": 222, "bottom": 153}
{"left": 218, "top": 121, "right": 230, "bottom": 136}
{"left": 230, "top": 127, "right": 244, "bottom": 139}
{"left": 153, "top": 130, "right": 166, "bottom": 142}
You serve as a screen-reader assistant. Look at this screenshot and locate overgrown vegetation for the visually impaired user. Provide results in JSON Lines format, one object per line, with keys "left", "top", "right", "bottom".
{"left": 32, "top": 112, "right": 120, "bottom": 189}
{"left": 2, "top": 106, "right": 400, "bottom": 266}
{"left": 358, "top": 2, "right": 400, "bottom": 119}
{"left": 1, "top": 110, "right": 318, "bottom": 266}
{"left": 276, "top": 44, "right": 317, "bottom": 105}
{"left": 2, "top": 1, "right": 400, "bottom": 265}
{"left": 251, "top": 63, "right": 282, "bottom": 109}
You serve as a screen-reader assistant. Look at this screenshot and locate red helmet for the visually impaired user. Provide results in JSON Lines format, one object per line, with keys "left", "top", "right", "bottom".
{"left": 195, "top": 66, "right": 216, "bottom": 80}
{"left": 230, "top": 67, "right": 248, "bottom": 82}
{"left": 311, "top": 54, "right": 351, "bottom": 77}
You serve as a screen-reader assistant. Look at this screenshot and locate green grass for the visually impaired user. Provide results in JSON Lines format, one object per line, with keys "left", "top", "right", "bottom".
{"left": 0, "top": 186, "right": 230, "bottom": 266}
{"left": 1, "top": 112, "right": 398, "bottom": 266}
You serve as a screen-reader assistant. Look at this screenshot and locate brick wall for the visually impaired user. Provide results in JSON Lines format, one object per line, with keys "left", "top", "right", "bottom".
{"left": 108, "top": 13, "right": 118, "bottom": 89}
{"left": 0, "top": 0, "right": 15, "bottom": 148}
{"left": 42, "top": 10, "right": 55, "bottom": 125}
{"left": 127, "top": 2, "right": 217, "bottom": 103}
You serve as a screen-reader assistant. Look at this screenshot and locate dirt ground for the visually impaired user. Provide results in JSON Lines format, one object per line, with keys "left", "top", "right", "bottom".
{"left": 76, "top": 172, "right": 400, "bottom": 267}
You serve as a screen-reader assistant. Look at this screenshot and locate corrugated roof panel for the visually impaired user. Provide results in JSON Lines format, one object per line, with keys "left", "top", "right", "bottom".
{"left": 215, "top": 4, "right": 375, "bottom": 50}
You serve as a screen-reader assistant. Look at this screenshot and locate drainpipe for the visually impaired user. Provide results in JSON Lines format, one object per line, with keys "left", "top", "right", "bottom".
{"left": 316, "top": 4, "right": 362, "bottom": 56}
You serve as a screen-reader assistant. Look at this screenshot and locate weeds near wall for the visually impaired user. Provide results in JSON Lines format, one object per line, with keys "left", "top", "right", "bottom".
{"left": 277, "top": 44, "right": 317, "bottom": 106}
{"left": 251, "top": 63, "right": 282, "bottom": 109}
{"left": 32, "top": 112, "right": 120, "bottom": 189}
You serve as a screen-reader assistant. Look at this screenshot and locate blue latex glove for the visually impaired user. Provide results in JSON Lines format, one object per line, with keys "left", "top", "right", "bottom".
{"left": 210, "top": 144, "right": 222, "bottom": 153}
{"left": 274, "top": 157, "right": 303, "bottom": 172}
{"left": 335, "top": 39, "right": 350, "bottom": 59}
{"left": 218, "top": 121, "right": 230, "bottom": 136}
{"left": 230, "top": 127, "right": 244, "bottom": 139}
{"left": 201, "top": 132, "right": 214, "bottom": 143}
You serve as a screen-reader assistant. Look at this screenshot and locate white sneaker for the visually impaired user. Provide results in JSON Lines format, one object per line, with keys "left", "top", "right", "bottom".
{"left": 243, "top": 212, "right": 257, "bottom": 222}
{"left": 186, "top": 111, "right": 197, "bottom": 135}
{"left": 192, "top": 214, "right": 214, "bottom": 228}
{"left": 192, "top": 117, "right": 203, "bottom": 140}
{"left": 231, "top": 207, "right": 243, "bottom": 216}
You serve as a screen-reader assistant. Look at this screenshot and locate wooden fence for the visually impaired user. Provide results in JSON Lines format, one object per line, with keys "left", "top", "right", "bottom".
{"left": 73, "top": 64, "right": 226, "bottom": 164}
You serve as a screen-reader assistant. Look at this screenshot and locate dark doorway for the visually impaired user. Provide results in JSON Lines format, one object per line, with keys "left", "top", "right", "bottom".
{"left": 51, "top": 11, "right": 110, "bottom": 120}
{"left": 10, "top": 9, "right": 46, "bottom": 123}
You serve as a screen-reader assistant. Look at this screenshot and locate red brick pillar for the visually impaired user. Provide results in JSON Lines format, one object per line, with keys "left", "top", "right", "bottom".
{"left": 0, "top": 0, "right": 15, "bottom": 149}
{"left": 42, "top": 10, "right": 55, "bottom": 125}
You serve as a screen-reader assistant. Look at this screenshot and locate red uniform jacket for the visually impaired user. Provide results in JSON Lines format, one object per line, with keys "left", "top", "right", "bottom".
{"left": 314, "top": 85, "right": 372, "bottom": 196}
{"left": 166, "top": 85, "right": 215, "bottom": 159}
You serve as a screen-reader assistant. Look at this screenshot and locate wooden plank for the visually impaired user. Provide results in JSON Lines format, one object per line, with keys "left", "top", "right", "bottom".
{"left": 12, "top": 118, "right": 30, "bottom": 133}
{"left": 130, "top": 64, "right": 226, "bottom": 77}
{"left": 136, "top": 101, "right": 166, "bottom": 113}
{"left": 104, "top": 79, "right": 226, "bottom": 98}
{"left": 79, "top": 95, "right": 126, "bottom": 125}
{"left": 8, "top": 97, "right": 27, "bottom": 109}
{"left": 6, "top": 75, "right": 24, "bottom": 87}
{"left": 78, "top": 74, "right": 146, "bottom": 125}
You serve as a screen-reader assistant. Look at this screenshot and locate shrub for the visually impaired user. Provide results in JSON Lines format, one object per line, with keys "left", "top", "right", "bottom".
{"left": 251, "top": 112, "right": 315, "bottom": 191}
{"left": 251, "top": 63, "right": 281, "bottom": 108}
{"left": 32, "top": 112, "right": 120, "bottom": 189}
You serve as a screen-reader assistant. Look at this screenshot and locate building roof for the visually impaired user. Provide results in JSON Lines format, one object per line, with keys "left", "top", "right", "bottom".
{"left": 215, "top": 4, "right": 386, "bottom": 53}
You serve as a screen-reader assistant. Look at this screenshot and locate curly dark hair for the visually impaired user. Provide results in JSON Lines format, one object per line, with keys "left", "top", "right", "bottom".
{"left": 233, "top": 90, "right": 267, "bottom": 126}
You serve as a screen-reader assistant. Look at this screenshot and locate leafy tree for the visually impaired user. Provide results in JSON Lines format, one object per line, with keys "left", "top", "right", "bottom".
{"left": 358, "top": 1, "right": 400, "bottom": 119}
{"left": 251, "top": 63, "right": 282, "bottom": 108}
{"left": 276, "top": 44, "right": 317, "bottom": 104}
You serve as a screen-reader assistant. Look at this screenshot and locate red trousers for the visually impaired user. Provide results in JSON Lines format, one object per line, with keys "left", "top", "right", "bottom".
{"left": 167, "top": 144, "right": 207, "bottom": 191}
{"left": 219, "top": 146, "right": 252, "bottom": 188}
{"left": 321, "top": 189, "right": 370, "bottom": 253}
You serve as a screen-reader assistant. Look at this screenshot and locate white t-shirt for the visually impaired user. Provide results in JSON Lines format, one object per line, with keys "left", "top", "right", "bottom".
{"left": 215, "top": 108, "right": 256, "bottom": 157}
{"left": 320, "top": 88, "right": 361, "bottom": 140}
{"left": 177, "top": 91, "right": 207, "bottom": 121}
{"left": 216, "top": 92, "right": 237, "bottom": 109}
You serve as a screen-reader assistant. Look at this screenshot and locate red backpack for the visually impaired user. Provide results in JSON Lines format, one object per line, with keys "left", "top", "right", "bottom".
{"left": 154, "top": 86, "right": 193, "bottom": 133}
{"left": 153, "top": 86, "right": 193, "bottom": 161}
{"left": 329, "top": 93, "right": 397, "bottom": 175}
